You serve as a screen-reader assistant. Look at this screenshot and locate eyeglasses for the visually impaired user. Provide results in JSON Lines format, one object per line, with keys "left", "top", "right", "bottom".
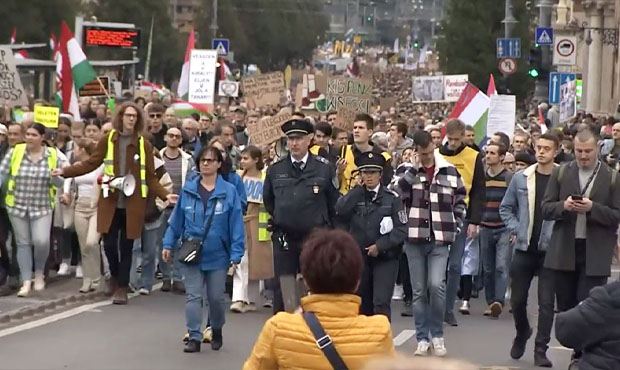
{"left": 149, "top": 113, "right": 162, "bottom": 118}
{"left": 200, "top": 158, "right": 218, "bottom": 165}
{"left": 123, "top": 113, "right": 138, "bottom": 119}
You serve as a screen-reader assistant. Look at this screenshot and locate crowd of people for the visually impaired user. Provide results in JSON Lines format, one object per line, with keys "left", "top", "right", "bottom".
{"left": 0, "top": 71, "right": 619, "bottom": 370}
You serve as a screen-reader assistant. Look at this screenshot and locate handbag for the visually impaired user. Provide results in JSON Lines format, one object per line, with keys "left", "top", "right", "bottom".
{"left": 178, "top": 201, "right": 217, "bottom": 265}
{"left": 302, "top": 311, "right": 349, "bottom": 370}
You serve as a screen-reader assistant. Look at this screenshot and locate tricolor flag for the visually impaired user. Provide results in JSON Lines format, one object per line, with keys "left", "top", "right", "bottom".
{"left": 56, "top": 21, "right": 97, "bottom": 121}
{"left": 9, "top": 28, "right": 16, "bottom": 44}
{"left": 538, "top": 106, "right": 548, "bottom": 134}
{"left": 487, "top": 74, "right": 497, "bottom": 96}
{"left": 171, "top": 100, "right": 210, "bottom": 118}
{"left": 50, "top": 33, "right": 57, "bottom": 52}
{"left": 448, "top": 83, "right": 490, "bottom": 145}
{"left": 14, "top": 50, "right": 29, "bottom": 59}
{"left": 177, "top": 28, "right": 195, "bottom": 100}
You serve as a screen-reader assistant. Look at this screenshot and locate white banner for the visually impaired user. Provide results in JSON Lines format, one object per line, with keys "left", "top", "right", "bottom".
{"left": 443, "top": 74, "right": 469, "bottom": 102}
{"left": 188, "top": 49, "right": 217, "bottom": 105}
{"left": 412, "top": 74, "right": 468, "bottom": 103}
{"left": 487, "top": 94, "right": 516, "bottom": 140}
{"left": 218, "top": 81, "right": 239, "bottom": 97}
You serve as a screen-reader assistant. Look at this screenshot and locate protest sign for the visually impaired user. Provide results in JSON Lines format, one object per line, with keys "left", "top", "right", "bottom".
{"left": 443, "top": 74, "right": 469, "bottom": 102}
{"left": 0, "top": 47, "right": 28, "bottom": 107}
{"left": 188, "top": 49, "right": 217, "bottom": 105}
{"left": 297, "top": 74, "right": 327, "bottom": 111}
{"left": 79, "top": 76, "right": 109, "bottom": 97}
{"left": 325, "top": 77, "right": 373, "bottom": 113}
{"left": 218, "top": 81, "right": 239, "bottom": 97}
{"left": 34, "top": 106, "right": 60, "bottom": 128}
{"left": 248, "top": 112, "right": 292, "bottom": 147}
{"left": 335, "top": 107, "right": 356, "bottom": 131}
{"left": 486, "top": 94, "right": 516, "bottom": 140}
{"left": 241, "top": 72, "right": 285, "bottom": 108}
{"left": 243, "top": 176, "right": 264, "bottom": 203}
{"left": 559, "top": 80, "right": 577, "bottom": 123}
{"left": 412, "top": 76, "right": 444, "bottom": 102}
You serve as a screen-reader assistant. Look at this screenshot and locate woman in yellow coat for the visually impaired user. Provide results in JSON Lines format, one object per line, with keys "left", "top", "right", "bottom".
{"left": 243, "top": 229, "right": 395, "bottom": 370}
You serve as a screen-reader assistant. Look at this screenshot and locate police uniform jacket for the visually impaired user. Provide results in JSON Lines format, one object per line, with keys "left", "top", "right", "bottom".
{"left": 263, "top": 154, "right": 339, "bottom": 239}
{"left": 335, "top": 185, "right": 407, "bottom": 260}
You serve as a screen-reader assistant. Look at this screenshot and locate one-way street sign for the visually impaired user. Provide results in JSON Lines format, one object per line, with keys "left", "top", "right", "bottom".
{"left": 549, "top": 72, "right": 576, "bottom": 104}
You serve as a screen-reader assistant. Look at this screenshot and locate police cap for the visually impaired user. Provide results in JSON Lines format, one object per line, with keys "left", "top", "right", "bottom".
{"left": 281, "top": 119, "right": 314, "bottom": 137}
{"left": 355, "top": 152, "right": 385, "bottom": 172}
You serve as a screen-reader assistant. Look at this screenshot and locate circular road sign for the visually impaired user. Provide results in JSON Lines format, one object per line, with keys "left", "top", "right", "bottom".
{"left": 499, "top": 58, "right": 517, "bottom": 75}
{"left": 556, "top": 38, "right": 575, "bottom": 57}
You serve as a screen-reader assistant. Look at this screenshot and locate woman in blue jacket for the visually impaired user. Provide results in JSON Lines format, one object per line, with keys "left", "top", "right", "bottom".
{"left": 162, "top": 145, "right": 245, "bottom": 353}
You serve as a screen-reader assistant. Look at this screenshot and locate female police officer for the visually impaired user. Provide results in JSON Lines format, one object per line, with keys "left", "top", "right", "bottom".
{"left": 335, "top": 152, "right": 407, "bottom": 320}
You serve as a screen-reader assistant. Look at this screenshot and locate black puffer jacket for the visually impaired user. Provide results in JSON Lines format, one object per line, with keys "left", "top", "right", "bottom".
{"left": 555, "top": 281, "right": 620, "bottom": 370}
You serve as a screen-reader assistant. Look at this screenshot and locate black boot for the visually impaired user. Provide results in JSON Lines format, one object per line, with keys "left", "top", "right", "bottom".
{"left": 510, "top": 327, "right": 533, "bottom": 359}
{"left": 534, "top": 346, "right": 553, "bottom": 367}
{"left": 184, "top": 339, "right": 201, "bottom": 353}
{"left": 211, "top": 328, "right": 223, "bottom": 351}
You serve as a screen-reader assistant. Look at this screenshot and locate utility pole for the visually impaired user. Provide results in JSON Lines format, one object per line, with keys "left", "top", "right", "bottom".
{"left": 534, "top": 0, "right": 553, "bottom": 101}
{"left": 210, "top": 0, "right": 218, "bottom": 44}
{"left": 501, "top": 0, "right": 518, "bottom": 93}
{"left": 144, "top": 15, "right": 154, "bottom": 81}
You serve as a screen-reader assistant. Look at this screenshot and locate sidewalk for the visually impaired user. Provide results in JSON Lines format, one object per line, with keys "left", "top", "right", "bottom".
{"left": 0, "top": 274, "right": 104, "bottom": 326}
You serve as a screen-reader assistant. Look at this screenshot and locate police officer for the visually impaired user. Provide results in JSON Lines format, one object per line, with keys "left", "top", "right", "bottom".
{"left": 335, "top": 152, "right": 407, "bottom": 320}
{"left": 263, "top": 119, "right": 339, "bottom": 314}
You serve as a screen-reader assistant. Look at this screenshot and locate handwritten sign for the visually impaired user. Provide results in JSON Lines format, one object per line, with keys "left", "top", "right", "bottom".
{"left": 248, "top": 112, "right": 292, "bottom": 147}
{"left": 34, "top": 106, "right": 60, "bottom": 128}
{"left": 188, "top": 49, "right": 217, "bottom": 105}
{"left": 335, "top": 107, "right": 356, "bottom": 132}
{"left": 0, "top": 47, "right": 28, "bottom": 107}
{"left": 325, "top": 77, "right": 372, "bottom": 113}
{"left": 487, "top": 95, "right": 516, "bottom": 140}
{"left": 241, "top": 72, "right": 285, "bottom": 108}
{"left": 243, "top": 176, "right": 264, "bottom": 203}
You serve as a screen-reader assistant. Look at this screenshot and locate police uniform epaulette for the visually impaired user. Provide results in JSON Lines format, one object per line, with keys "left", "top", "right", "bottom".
{"left": 313, "top": 155, "right": 329, "bottom": 164}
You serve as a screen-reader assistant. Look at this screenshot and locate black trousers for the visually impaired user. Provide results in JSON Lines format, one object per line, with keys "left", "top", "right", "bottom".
{"left": 398, "top": 252, "right": 413, "bottom": 302}
{"left": 553, "top": 239, "right": 608, "bottom": 312}
{"left": 510, "top": 250, "right": 555, "bottom": 350}
{"left": 272, "top": 235, "right": 303, "bottom": 314}
{"left": 102, "top": 209, "right": 134, "bottom": 287}
{"left": 0, "top": 207, "right": 17, "bottom": 282}
{"left": 358, "top": 256, "right": 399, "bottom": 321}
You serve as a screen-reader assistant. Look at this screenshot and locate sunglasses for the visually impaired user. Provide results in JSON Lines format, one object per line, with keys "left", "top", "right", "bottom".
{"left": 149, "top": 114, "right": 162, "bottom": 118}
{"left": 200, "top": 158, "right": 218, "bottom": 165}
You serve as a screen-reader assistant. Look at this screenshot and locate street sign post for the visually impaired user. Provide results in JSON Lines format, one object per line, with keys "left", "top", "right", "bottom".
{"left": 548, "top": 72, "right": 576, "bottom": 104}
{"left": 535, "top": 27, "right": 554, "bottom": 45}
{"left": 498, "top": 58, "right": 517, "bottom": 75}
{"left": 211, "top": 38, "right": 230, "bottom": 56}
{"left": 553, "top": 36, "right": 577, "bottom": 65}
{"left": 496, "top": 38, "right": 521, "bottom": 59}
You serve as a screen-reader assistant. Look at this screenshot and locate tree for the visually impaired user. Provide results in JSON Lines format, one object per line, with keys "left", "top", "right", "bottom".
{"left": 86, "top": 0, "right": 184, "bottom": 85}
{"left": 196, "top": 0, "right": 329, "bottom": 71}
{"left": 436, "top": 0, "right": 533, "bottom": 98}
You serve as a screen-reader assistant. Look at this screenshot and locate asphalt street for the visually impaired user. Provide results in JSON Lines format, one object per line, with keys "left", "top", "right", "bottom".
{"left": 0, "top": 278, "right": 576, "bottom": 370}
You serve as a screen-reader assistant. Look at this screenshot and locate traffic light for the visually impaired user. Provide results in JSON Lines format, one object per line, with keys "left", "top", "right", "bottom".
{"left": 413, "top": 39, "right": 420, "bottom": 49}
{"left": 528, "top": 46, "right": 542, "bottom": 78}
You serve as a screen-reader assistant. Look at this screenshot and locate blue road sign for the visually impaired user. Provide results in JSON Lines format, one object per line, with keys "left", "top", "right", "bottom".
{"left": 535, "top": 27, "right": 554, "bottom": 45}
{"left": 549, "top": 72, "right": 576, "bottom": 104}
{"left": 496, "top": 38, "right": 521, "bottom": 59}
{"left": 212, "top": 38, "right": 230, "bottom": 55}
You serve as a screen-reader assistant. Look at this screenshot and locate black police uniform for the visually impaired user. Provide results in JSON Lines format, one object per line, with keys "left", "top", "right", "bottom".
{"left": 335, "top": 152, "right": 407, "bottom": 320}
{"left": 263, "top": 119, "right": 339, "bottom": 314}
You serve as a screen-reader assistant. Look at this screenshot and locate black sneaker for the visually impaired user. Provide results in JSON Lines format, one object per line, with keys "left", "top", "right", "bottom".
{"left": 534, "top": 348, "right": 553, "bottom": 367}
{"left": 161, "top": 280, "right": 172, "bottom": 292}
{"left": 510, "top": 327, "right": 533, "bottom": 359}
{"left": 211, "top": 328, "right": 223, "bottom": 351}
{"left": 184, "top": 339, "right": 201, "bottom": 353}
{"left": 172, "top": 281, "right": 186, "bottom": 294}
{"left": 155, "top": 270, "right": 163, "bottom": 280}
{"left": 401, "top": 301, "right": 413, "bottom": 317}
{"left": 444, "top": 311, "right": 458, "bottom": 326}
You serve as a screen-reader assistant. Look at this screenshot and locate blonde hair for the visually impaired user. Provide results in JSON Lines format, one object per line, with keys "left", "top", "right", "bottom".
{"left": 363, "top": 356, "right": 478, "bottom": 370}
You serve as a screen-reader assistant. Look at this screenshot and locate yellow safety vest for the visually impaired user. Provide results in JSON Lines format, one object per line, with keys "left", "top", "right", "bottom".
{"left": 103, "top": 129, "right": 148, "bottom": 198}
{"left": 257, "top": 170, "right": 270, "bottom": 242}
{"left": 339, "top": 144, "right": 391, "bottom": 195}
{"left": 5, "top": 144, "right": 58, "bottom": 207}
{"left": 437, "top": 146, "right": 478, "bottom": 206}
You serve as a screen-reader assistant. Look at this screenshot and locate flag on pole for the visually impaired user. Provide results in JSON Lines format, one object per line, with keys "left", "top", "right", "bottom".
{"left": 171, "top": 100, "right": 210, "bottom": 118}
{"left": 538, "top": 106, "right": 548, "bottom": 133}
{"left": 177, "top": 28, "right": 195, "bottom": 100}
{"left": 10, "top": 28, "right": 16, "bottom": 44}
{"left": 14, "top": 50, "right": 29, "bottom": 59}
{"left": 447, "top": 83, "right": 490, "bottom": 145}
{"left": 57, "top": 21, "right": 97, "bottom": 121}
{"left": 486, "top": 74, "right": 497, "bottom": 96}
{"left": 49, "top": 33, "right": 57, "bottom": 51}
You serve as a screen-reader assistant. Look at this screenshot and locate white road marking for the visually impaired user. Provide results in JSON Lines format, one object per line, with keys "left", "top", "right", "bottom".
{"left": 0, "top": 282, "right": 162, "bottom": 339}
{"left": 393, "top": 329, "right": 415, "bottom": 346}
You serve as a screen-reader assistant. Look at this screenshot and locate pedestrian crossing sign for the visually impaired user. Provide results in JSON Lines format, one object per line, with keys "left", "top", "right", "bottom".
{"left": 211, "top": 38, "right": 230, "bottom": 56}
{"left": 535, "top": 27, "right": 554, "bottom": 46}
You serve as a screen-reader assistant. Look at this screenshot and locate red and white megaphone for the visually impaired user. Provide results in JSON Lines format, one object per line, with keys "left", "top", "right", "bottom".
{"left": 97, "top": 174, "right": 136, "bottom": 198}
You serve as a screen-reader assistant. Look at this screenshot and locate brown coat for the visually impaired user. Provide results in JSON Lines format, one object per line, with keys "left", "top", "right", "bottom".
{"left": 62, "top": 132, "right": 169, "bottom": 239}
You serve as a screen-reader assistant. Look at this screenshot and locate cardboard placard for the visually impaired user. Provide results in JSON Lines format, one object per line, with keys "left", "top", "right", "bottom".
{"left": 34, "top": 106, "right": 60, "bottom": 128}
{"left": 243, "top": 176, "right": 264, "bottom": 203}
{"left": 241, "top": 72, "right": 285, "bottom": 108}
{"left": 79, "top": 76, "right": 109, "bottom": 97}
{"left": 297, "top": 74, "right": 327, "bottom": 111}
{"left": 379, "top": 97, "right": 397, "bottom": 110}
{"left": 335, "top": 107, "right": 356, "bottom": 132}
{"left": 0, "top": 47, "right": 28, "bottom": 107}
{"left": 325, "top": 77, "right": 373, "bottom": 113}
{"left": 248, "top": 112, "right": 291, "bottom": 147}
{"left": 188, "top": 49, "right": 218, "bottom": 105}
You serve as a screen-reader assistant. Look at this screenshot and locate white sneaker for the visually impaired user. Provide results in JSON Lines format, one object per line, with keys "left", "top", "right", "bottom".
{"left": 17, "top": 281, "right": 32, "bottom": 297}
{"left": 138, "top": 288, "right": 150, "bottom": 295}
{"left": 414, "top": 340, "right": 431, "bottom": 356}
{"left": 33, "top": 274, "right": 45, "bottom": 291}
{"left": 392, "top": 284, "right": 404, "bottom": 301}
{"left": 432, "top": 337, "right": 447, "bottom": 357}
{"left": 57, "top": 262, "right": 71, "bottom": 276}
{"left": 230, "top": 301, "right": 246, "bottom": 313}
{"left": 75, "top": 265, "right": 83, "bottom": 279}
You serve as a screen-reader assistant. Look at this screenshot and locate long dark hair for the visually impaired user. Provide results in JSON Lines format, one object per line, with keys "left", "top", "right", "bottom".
{"left": 241, "top": 145, "right": 264, "bottom": 177}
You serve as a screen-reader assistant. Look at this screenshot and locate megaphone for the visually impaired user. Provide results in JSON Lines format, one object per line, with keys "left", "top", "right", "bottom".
{"left": 98, "top": 174, "right": 136, "bottom": 198}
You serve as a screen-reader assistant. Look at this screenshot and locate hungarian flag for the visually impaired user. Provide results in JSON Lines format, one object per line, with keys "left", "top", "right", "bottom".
{"left": 486, "top": 74, "right": 497, "bottom": 96}
{"left": 49, "top": 33, "right": 57, "bottom": 51}
{"left": 177, "top": 28, "right": 195, "bottom": 100}
{"left": 10, "top": 27, "right": 16, "bottom": 44}
{"left": 447, "top": 83, "right": 490, "bottom": 145}
{"left": 56, "top": 21, "right": 96, "bottom": 120}
{"left": 171, "top": 100, "right": 210, "bottom": 118}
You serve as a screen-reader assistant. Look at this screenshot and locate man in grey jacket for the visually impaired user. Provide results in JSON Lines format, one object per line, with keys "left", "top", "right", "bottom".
{"left": 500, "top": 132, "right": 559, "bottom": 367}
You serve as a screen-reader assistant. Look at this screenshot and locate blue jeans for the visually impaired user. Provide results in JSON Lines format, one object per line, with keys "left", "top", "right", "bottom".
{"left": 182, "top": 265, "right": 227, "bottom": 342}
{"left": 445, "top": 222, "right": 467, "bottom": 315}
{"left": 480, "top": 226, "right": 511, "bottom": 305}
{"left": 158, "top": 209, "right": 182, "bottom": 282}
{"left": 138, "top": 222, "right": 163, "bottom": 291}
{"left": 405, "top": 242, "right": 449, "bottom": 342}
{"left": 9, "top": 213, "right": 53, "bottom": 281}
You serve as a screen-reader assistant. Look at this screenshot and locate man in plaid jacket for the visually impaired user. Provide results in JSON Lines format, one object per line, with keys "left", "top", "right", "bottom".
{"left": 393, "top": 130, "right": 467, "bottom": 357}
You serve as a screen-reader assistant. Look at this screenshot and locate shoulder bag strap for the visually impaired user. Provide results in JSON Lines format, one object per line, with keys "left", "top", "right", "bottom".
{"left": 302, "top": 312, "right": 349, "bottom": 370}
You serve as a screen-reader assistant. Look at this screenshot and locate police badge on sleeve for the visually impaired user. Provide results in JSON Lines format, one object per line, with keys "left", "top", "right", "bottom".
{"left": 398, "top": 209, "right": 408, "bottom": 224}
